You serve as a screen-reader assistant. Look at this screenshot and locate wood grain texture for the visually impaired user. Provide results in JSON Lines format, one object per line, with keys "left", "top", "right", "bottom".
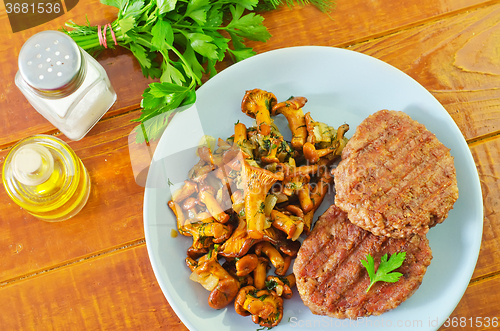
{"left": 0, "top": 0, "right": 497, "bottom": 147}
{"left": 0, "top": 111, "right": 149, "bottom": 284}
{"left": 349, "top": 3, "right": 500, "bottom": 140}
{"left": 469, "top": 138, "right": 500, "bottom": 279}
{"left": 0, "top": 241, "right": 498, "bottom": 331}
{"left": 439, "top": 275, "right": 500, "bottom": 330}
{"left": 0, "top": 2, "right": 153, "bottom": 147}
{"left": 1, "top": 0, "right": 500, "bottom": 329}
{"left": 246, "top": 0, "right": 499, "bottom": 49}
{"left": 0, "top": 244, "right": 187, "bottom": 331}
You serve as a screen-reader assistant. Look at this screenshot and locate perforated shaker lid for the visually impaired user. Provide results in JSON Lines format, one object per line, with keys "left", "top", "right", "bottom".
{"left": 18, "top": 30, "right": 83, "bottom": 97}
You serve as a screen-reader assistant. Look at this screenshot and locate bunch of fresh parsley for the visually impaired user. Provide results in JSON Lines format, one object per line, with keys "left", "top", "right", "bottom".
{"left": 63, "top": 0, "right": 335, "bottom": 142}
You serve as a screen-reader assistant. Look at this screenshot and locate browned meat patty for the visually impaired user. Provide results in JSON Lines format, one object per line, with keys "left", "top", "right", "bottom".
{"left": 333, "top": 109, "right": 459, "bottom": 238}
{"left": 293, "top": 205, "right": 432, "bottom": 319}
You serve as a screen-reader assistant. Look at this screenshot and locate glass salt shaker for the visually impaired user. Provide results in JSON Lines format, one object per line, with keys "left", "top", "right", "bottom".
{"left": 15, "top": 30, "right": 117, "bottom": 141}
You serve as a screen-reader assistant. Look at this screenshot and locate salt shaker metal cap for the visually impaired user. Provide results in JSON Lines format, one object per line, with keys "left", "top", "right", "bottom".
{"left": 18, "top": 31, "right": 85, "bottom": 98}
{"left": 15, "top": 30, "right": 117, "bottom": 141}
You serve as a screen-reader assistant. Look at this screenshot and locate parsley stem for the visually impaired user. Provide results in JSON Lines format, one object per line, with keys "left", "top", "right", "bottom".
{"left": 63, "top": 0, "right": 322, "bottom": 142}
{"left": 171, "top": 24, "right": 237, "bottom": 34}
{"left": 162, "top": 46, "right": 198, "bottom": 86}
{"left": 172, "top": 24, "right": 220, "bottom": 30}
{"left": 64, "top": 22, "right": 127, "bottom": 50}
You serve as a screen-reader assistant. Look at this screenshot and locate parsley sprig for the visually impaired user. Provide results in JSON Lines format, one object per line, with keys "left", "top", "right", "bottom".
{"left": 361, "top": 252, "right": 406, "bottom": 293}
{"left": 64, "top": 0, "right": 271, "bottom": 142}
{"left": 63, "top": 0, "right": 335, "bottom": 142}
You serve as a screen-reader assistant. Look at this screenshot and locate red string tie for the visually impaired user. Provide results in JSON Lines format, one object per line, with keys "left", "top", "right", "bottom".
{"left": 97, "top": 23, "right": 118, "bottom": 49}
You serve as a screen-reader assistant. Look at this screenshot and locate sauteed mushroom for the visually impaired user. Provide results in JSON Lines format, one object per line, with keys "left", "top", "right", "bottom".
{"left": 169, "top": 88, "right": 351, "bottom": 328}
{"left": 234, "top": 286, "right": 284, "bottom": 328}
{"left": 241, "top": 89, "right": 277, "bottom": 136}
{"left": 189, "top": 247, "right": 240, "bottom": 309}
{"left": 271, "top": 96, "right": 308, "bottom": 150}
{"left": 241, "top": 162, "right": 284, "bottom": 239}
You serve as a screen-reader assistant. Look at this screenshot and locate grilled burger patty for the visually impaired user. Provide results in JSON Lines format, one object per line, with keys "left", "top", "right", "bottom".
{"left": 293, "top": 205, "right": 432, "bottom": 319}
{"left": 333, "top": 109, "right": 459, "bottom": 238}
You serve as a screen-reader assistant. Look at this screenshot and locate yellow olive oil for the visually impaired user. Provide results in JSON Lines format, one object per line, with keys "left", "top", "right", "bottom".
{"left": 2, "top": 135, "right": 91, "bottom": 222}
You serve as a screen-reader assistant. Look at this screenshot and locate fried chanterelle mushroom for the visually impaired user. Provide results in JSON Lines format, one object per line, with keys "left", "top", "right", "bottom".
{"left": 271, "top": 96, "right": 308, "bottom": 150}
{"left": 241, "top": 161, "right": 284, "bottom": 239}
{"left": 235, "top": 286, "right": 284, "bottom": 328}
{"left": 188, "top": 246, "right": 240, "bottom": 309}
{"left": 241, "top": 89, "right": 277, "bottom": 135}
{"left": 169, "top": 88, "right": 350, "bottom": 328}
{"left": 265, "top": 274, "right": 296, "bottom": 299}
{"left": 303, "top": 112, "right": 349, "bottom": 163}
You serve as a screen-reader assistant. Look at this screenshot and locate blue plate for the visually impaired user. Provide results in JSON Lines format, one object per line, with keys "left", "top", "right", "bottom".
{"left": 144, "top": 46, "right": 483, "bottom": 331}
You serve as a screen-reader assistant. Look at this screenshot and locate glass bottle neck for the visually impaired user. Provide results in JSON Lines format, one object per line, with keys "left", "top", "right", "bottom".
{"left": 12, "top": 143, "right": 54, "bottom": 186}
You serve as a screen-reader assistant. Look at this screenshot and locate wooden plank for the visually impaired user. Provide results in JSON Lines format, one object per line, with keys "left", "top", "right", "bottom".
{"left": 439, "top": 275, "right": 500, "bottom": 330}
{"left": 248, "top": 0, "right": 499, "bottom": 50}
{"left": 349, "top": 3, "right": 500, "bottom": 140}
{"left": 0, "top": 111, "right": 148, "bottom": 283}
{"left": 469, "top": 138, "right": 500, "bottom": 279}
{"left": 0, "top": 1, "right": 152, "bottom": 147}
{"left": 0, "top": 243, "right": 188, "bottom": 330}
{"left": 0, "top": 0, "right": 497, "bottom": 147}
{"left": 3, "top": 8, "right": 500, "bottom": 291}
{"left": 0, "top": 233, "right": 498, "bottom": 330}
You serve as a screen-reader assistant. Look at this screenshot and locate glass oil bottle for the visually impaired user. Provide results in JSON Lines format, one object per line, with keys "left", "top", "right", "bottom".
{"left": 2, "top": 135, "right": 91, "bottom": 222}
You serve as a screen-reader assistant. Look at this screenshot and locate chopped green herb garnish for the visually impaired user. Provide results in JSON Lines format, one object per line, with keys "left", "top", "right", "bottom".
{"left": 361, "top": 252, "right": 406, "bottom": 293}
{"left": 265, "top": 279, "right": 278, "bottom": 290}
{"left": 255, "top": 202, "right": 266, "bottom": 216}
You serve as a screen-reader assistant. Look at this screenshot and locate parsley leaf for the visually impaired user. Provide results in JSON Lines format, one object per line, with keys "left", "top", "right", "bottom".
{"left": 151, "top": 20, "right": 174, "bottom": 51}
{"left": 265, "top": 279, "right": 278, "bottom": 291}
{"left": 63, "top": 0, "right": 335, "bottom": 142}
{"left": 361, "top": 252, "right": 406, "bottom": 293}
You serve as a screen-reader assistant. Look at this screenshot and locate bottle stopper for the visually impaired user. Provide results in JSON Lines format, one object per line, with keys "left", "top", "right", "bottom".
{"left": 12, "top": 143, "right": 54, "bottom": 186}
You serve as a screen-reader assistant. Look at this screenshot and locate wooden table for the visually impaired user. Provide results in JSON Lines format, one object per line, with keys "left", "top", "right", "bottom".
{"left": 0, "top": 0, "right": 499, "bottom": 329}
